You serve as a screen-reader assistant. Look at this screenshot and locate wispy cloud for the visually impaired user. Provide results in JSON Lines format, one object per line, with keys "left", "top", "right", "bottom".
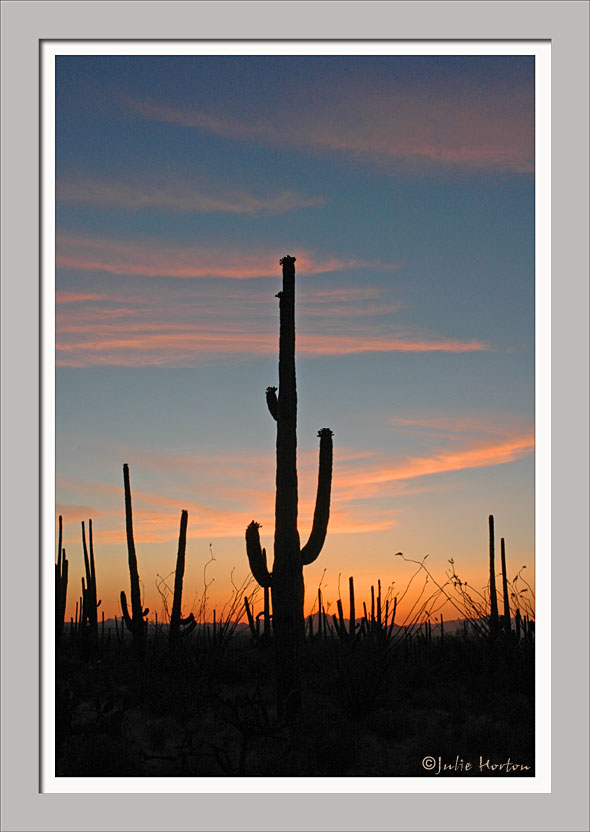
{"left": 57, "top": 178, "right": 326, "bottom": 215}
{"left": 389, "top": 414, "right": 532, "bottom": 440}
{"left": 129, "top": 78, "right": 533, "bottom": 175}
{"left": 335, "top": 434, "right": 534, "bottom": 501}
{"left": 55, "top": 270, "right": 488, "bottom": 367}
{"left": 56, "top": 233, "right": 386, "bottom": 279}
{"left": 56, "top": 311, "right": 488, "bottom": 368}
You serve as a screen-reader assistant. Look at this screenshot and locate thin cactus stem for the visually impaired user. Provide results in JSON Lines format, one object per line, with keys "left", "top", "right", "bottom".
{"left": 500, "top": 537, "right": 511, "bottom": 631}
{"left": 488, "top": 515, "right": 500, "bottom": 636}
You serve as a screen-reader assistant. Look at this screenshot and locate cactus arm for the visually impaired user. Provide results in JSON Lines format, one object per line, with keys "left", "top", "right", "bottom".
{"left": 301, "top": 428, "right": 334, "bottom": 565}
{"left": 245, "top": 522, "right": 272, "bottom": 587}
{"left": 120, "top": 590, "right": 133, "bottom": 631}
{"left": 266, "top": 386, "right": 278, "bottom": 421}
{"left": 181, "top": 617, "right": 197, "bottom": 636}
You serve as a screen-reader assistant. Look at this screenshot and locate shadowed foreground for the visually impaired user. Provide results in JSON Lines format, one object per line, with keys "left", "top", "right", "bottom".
{"left": 56, "top": 620, "right": 534, "bottom": 778}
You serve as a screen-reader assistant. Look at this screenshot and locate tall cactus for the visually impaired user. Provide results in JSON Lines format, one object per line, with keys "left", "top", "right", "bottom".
{"left": 120, "top": 463, "right": 149, "bottom": 659}
{"left": 55, "top": 515, "right": 68, "bottom": 645}
{"left": 245, "top": 255, "right": 334, "bottom": 718}
{"left": 169, "top": 509, "right": 196, "bottom": 646}
{"left": 81, "top": 519, "right": 101, "bottom": 648}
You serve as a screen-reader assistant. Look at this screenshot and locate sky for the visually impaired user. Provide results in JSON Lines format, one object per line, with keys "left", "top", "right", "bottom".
{"left": 55, "top": 53, "right": 535, "bottom": 625}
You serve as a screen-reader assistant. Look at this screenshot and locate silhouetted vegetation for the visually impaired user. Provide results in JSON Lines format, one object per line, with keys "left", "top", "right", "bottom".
{"left": 56, "top": 510, "right": 534, "bottom": 777}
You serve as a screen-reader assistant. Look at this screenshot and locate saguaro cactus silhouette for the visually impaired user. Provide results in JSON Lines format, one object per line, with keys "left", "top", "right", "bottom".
{"left": 120, "top": 463, "right": 149, "bottom": 659}
{"left": 168, "top": 509, "right": 197, "bottom": 646}
{"left": 245, "top": 255, "right": 334, "bottom": 718}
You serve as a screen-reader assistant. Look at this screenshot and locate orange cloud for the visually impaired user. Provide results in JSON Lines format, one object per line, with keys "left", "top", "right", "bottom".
{"left": 57, "top": 178, "right": 326, "bottom": 215}
{"left": 334, "top": 434, "right": 534, "bottom": 500}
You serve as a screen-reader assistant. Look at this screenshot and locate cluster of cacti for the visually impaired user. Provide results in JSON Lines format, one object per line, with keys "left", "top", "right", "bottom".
{"left": 55, "top": 515, "right": 69, "bottom": 645}
{"left": 168, "top": 509, "right": 197, "bottom": 646}
{"left": 120, "top": 463, "right": 149, "bottom": 659}
{"left": 331, "top": 577, "right": 397, "bottom": 644}
{"left": 488, "top": 514, "right": 528, "bottom": 640}
{"left": 245, "top": 255, "right": 334, "bottom": 718}
{"left": 80, "top": 519, "right": 101, "bottom": 649}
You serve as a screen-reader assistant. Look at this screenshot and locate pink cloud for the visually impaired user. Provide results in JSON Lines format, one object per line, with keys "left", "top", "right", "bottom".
{"left": 55, "top": 291, "right": 107, "bottom": 304}
{"left": 56, "top": 234, "right": 388, "bottom": 279}
{"left": 129, "top": 80, "right": 533, "bottom": 175}
{"left": 56, "top": 325, "right": 488, "bottom": 367}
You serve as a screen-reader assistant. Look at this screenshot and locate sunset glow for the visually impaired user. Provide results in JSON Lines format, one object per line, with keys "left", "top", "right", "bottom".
{"left": 55, "top": 54, "right": 535, "bottom": 625}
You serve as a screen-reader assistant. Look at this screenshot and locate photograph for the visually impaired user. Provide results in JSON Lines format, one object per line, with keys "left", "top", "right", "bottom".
{"left": 52, "top": 49, "right": 537, "bottom": 780}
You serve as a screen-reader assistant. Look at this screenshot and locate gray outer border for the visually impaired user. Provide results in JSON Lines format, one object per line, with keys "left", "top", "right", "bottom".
{"left": 1, "top": 2, "right": 588, "bottom": 831}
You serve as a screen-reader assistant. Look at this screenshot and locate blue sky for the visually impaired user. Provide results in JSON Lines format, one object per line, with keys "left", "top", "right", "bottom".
{"left": 55, "top": 54, "right": 535, "bottom": 621}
